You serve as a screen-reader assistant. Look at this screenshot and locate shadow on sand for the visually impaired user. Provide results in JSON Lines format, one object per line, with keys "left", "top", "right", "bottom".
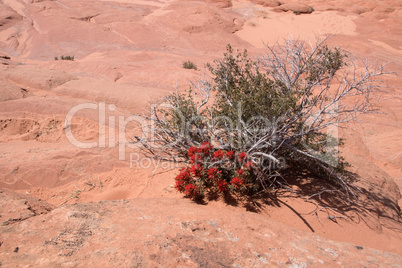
{"left": 195, "top": 167, "right": 402, "bottom": 234}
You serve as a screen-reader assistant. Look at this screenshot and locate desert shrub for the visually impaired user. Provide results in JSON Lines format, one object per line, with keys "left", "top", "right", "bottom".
{"left": 182, "top": 60, "right": 197, "bottom": 70}
{"left": 135, "top": 37, "right": 387, "bottom": 201}
{"left": 55, "top": 55, "right": 74, "bottom": 61}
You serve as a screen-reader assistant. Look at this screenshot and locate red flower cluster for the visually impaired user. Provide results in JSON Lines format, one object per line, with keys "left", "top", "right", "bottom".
{"left": 184, "top": 184, "right": 199, "bottom": 199}
{"left": 212, "top": 150, "right": 225, "bottom": 160}
{"left": 174, "top": 142, "right": 255, "bottom": 200}
{"left": 238, "top": 152, "right": 248, "bottom": 162}
{"left": 191, "top": 163, "right": 203, "bottom": 177}
{"left": 174, "top": 167, "right": 200, "bottom": 199}
{"left": 190, "top": 154, "right": 203, "bottom": 164}
{"left": 175, "top": 167, "right": 191, "bottom": 192}
{"left": 188, "top": 142, "right": 213, "bottom": 163}
{"left": 217, "top": 180, "right": 228, "bottom": 192}
{"left": 198, "top": 141, "right": 213, "bottom": 155}
{"left": 208, "top": 166, "right": 221, "bottom": 180}
{"left": 244, "top": 161, "right": 253, "bottom": 170}
{"left": 226, "top": 150, "right": 235, "bottom": 160}
{"left": 187, "top": 146, "right": 198, "bottom": 157}
{"left": 231, "top": 177, "right": 244, "bottom": 189}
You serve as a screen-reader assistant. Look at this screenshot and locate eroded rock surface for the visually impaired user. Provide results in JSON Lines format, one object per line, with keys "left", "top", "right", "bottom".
{"left": 0, "top": 188, "right": 54, "bottom": 226}
{"left": 0, "top": 196, "right": 401, "bottom": 267}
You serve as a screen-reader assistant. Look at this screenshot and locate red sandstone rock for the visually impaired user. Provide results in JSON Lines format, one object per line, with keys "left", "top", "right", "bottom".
{"left": 273, "top": 3, "right": 314, "bottom": 14}
{"left": 0, "top": 0, "right": 401, "bottom": 266}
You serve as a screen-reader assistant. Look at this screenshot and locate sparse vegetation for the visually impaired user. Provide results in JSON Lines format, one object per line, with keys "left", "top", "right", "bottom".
{"left": 60, "top": 178, "right": 103, "bottom": 205}
{"left": 182, "top": 60, "right": 197, "bottom": 70}
{"left": 135, "top": 37, "right": 387, "bottom": 202}
{"left": 55, "top": 55, "right": 75, "bottom": 61}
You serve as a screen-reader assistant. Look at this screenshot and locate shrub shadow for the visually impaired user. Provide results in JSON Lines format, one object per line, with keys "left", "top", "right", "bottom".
{"left": 219, "top": 166, "right": 402, "bottom": 233}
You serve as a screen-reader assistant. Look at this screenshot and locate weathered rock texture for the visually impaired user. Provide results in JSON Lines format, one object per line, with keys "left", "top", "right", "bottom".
{"left": 0, "top": 192, "right": 401, "bottom": 267}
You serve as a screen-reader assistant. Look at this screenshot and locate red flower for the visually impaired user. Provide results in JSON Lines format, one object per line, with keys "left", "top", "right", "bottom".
{"left": 188, "top": 146, "right": 198, "bottom": 158}
{"left": 237, "top": 169, "right": 244, "bottom": 177}
{"left": 208, "top": 166, "right": 221, "bottom": 181}
{"left": 212, "top": 150, "right": 225, "bottom": 160}
{"left": 199, "top": 141, "right": 213, "bottom": 155}
{"left": 184, "top": 183, "right": 199, "bottom": 199}
{"left": 174, "top": 167, "right": 192, "bottom": 192}
{"left": 217, "top": 180, "right": 228, "bottom": 193}
{"left": 190, "top": 153, "right": 203, "bottom": 164}
{"left": 231, "top": 177, "right": 243, "bottom": 189}
{"left": 238, "top": 152, "right": 248, "bottom": 162}
{"left": 244, "top": 161, "right": 253, "bottom": 170}
{"left": 176, "top": 167, "right": 191, "bottom": 181}
{"left": 190, "top": 163, "right": 203, "bottom": 177}
{"left": 175, "top": 179, "right": 185, "bottom": 192}
{"left": 226, "top": 150, "right": 235, "bottom": 160}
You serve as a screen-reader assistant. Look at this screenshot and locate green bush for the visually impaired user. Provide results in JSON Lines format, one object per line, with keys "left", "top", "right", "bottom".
{"left": 55, "top": 55, "right": 74, "bottom": 61}
{"left": 136, "top": 38, "right": 386, "bottom": 201}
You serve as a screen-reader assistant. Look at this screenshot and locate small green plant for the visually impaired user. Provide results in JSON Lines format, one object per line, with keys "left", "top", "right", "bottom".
{"left": 70, "top": 190, "right": 81, "bottom": 199}
{"left": 55, "top": 55, "right": 74, "bottom": 61}
{"left": 182, "top": 60, "right": 197, "bottom": 70}
{"left": 85, "top": 180, "right": 96, "bottom": 188}
{"left": 85, "top": 178, "right": 103, "bottom": 189}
